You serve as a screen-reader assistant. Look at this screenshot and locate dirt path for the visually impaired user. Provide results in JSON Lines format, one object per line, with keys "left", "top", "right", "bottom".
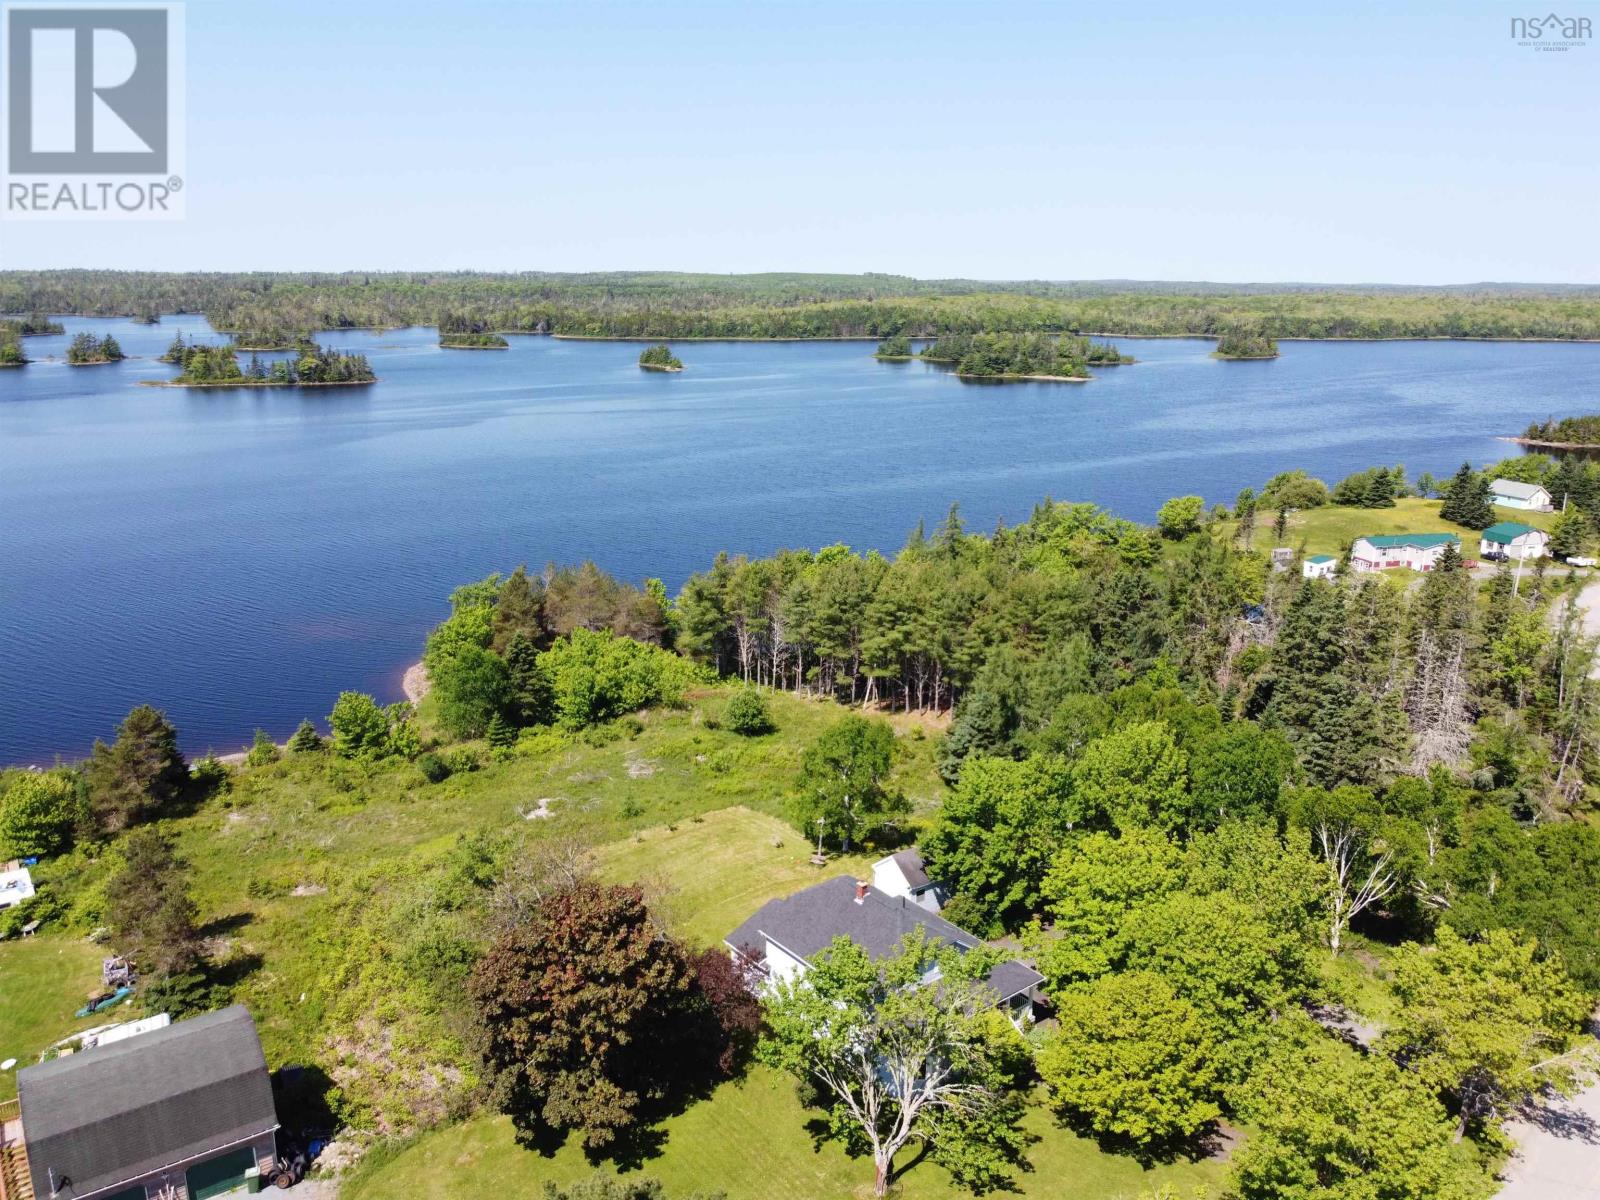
{"left": 1499, "top": 1082, "right": 1600, "bottom": 1198}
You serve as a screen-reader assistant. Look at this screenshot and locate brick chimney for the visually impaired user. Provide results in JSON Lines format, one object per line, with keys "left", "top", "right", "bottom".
{"left": 854, "top": 880, "right": 869, "bottom": 903}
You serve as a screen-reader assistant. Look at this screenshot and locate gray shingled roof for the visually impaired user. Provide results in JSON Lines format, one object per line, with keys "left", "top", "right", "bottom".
{"left": 726, "top": 875, "right": 1041, "bottom": 1003}
{"left": 19, "top": 1005, "right": 278, "bottom": 1200}
{"left": 890, "top": 849, "right": 932, "bottom": 890}
{"left": 1490, "top": 479, "right": 1549, "bottom": 501}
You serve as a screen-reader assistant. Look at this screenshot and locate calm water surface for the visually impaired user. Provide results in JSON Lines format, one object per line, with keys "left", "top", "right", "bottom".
{"left": 2, "top": 318, "right": 1591, "bottom": 763}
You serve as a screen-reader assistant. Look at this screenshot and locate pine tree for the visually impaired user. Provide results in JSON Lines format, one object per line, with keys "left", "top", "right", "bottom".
{"left": 1438, "top": 462, "right": 1494, "bottom": 529}
{"left": 1235, "top": 487, "right": 1258, "bottom": 546}
{"left": 287, "top": 719, "right": 322, "bottom": 753}
{"left": 487, "top": 712, "right": 516, "bottom": 749}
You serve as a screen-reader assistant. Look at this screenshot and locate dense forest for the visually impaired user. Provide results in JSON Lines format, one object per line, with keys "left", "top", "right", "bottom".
{"left": 162, "top": 336, "right": 376, "bottom": 385}
{"left": 5, "top": 272, "right": 1600, "bottom": 341}
{"left": 638, "top": 343, "right": 683, "bottom": 370}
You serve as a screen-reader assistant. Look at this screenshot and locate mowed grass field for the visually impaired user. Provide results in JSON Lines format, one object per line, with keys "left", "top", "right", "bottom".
{"left": 348, "top": 806, "right": 1227, "bottom": 1200}
{"left": 344, "top": 1070, "right": 1227, "bottom": 1200}
{"left": 1230, "top": 496, "right": 1557, "bottom": 561}
{"left": 594, "top": 807, "right": 875, "bottom": 947}
{"left": 0, "top": 937, "right": 108, "bottom": 1100}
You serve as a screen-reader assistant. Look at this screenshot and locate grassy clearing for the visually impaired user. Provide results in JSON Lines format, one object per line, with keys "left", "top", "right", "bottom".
{"left": 1224, "top": 497, "right": 1556, "bottom": 562}
{"left": 128, "top": 688, "right": 937, "bottom": 1074}
{"left": 0, "top": 936, "right": 108, "bottom": 1099}
{"left": 593, "top": 807, "right": 875, "bottom": 948}
{"left": 344, "top": 1067, "right": 1227, "bottom": 1200}
{"left": 1316, "top": 934, "right": 1402, "bottom": 1031}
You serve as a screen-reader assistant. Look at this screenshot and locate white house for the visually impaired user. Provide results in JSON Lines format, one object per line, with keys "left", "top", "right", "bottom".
{"left": 1302, "top": 554, "right": 1337, "bottom": 579}
{"left": 870, "top": 849, "right": 948, "bottom": 913}
{"left": 1490, "top": 479, "right": 1555, "bottom": 512}
{"left": 0, "top": 865, "right": 34, "bottom": 910}
{"left": 726, "top": 875, "right": 1045, "bottom": 1026}
{"left": 1480, "top": 521, "right": 1550, "bottom": 561}
{"left": 1349, "top": 533, "right": 1460, "bottom": 573}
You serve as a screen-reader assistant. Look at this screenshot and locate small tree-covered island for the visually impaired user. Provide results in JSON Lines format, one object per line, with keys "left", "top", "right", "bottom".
{"left": 0, "top": 336, "right": 28, "bottom": 366}
{"left": 918, "top": 332, "right": 1131, "bottom": 380}
{"left": 65, "top": 331, "right": 125, "bottom": 364}
{"left": 439, "top": 312, "right": 510, "bottom": 349}
{"left": 151, "top": 334, "right": 376, "bottom": 386}
{"left": 873, "top": 333, "right": 914, "bottom": 359}
{"left": 0, "top": 312, "right": 65, "bottom": 336}
{"left": 639, "top": 343, "right": 684, "bottom": 371}
{"left": 1213, "top": 329, "right": 1280, "bottom": 359}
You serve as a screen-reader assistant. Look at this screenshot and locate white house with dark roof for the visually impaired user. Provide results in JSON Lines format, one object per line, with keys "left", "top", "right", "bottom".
{"left": 870, "top": 849, "right": 948, "bottom": 913}
{"left": 726, "top": 875, "right": 1045, "bottom": 1025}
{"left": 9, "top": 1005, "right": 279, "bottom": 1200}
{"left": 1489, "top": 479, "right": 1554, "bottom": 512}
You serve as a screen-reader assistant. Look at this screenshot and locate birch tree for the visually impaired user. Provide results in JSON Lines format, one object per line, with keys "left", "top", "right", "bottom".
{"left": 757, "top": 932, "right": 1027, "bottom": 1197}
{"left": 1290, "top": 785, "right": 1398, "bottom": 956}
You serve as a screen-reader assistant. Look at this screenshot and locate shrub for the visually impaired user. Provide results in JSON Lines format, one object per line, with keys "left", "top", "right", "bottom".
{"left": 418, "top": 753, "right": 452, "bottom": 783}
{"left": 330, "top": 692, "right": 391, "bottom": 758}
{"left": 722, "top": 688, "right": 773, "bottom": 736}
{"left": 246, "top": 729, "right": 279, "bottom": 767}
{"left": 287, "top": 719, "right": 323, "bottom": 753}
{"left": 538, "top": 628, "right": 699, "bottom": 730}
{"left": 0, "top": 772, "right": 82, "bottom": 859}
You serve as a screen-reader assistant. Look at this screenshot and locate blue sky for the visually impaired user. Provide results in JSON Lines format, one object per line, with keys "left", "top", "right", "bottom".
{"left": 3, "top": 0, "right": 1595, "bottom": 282}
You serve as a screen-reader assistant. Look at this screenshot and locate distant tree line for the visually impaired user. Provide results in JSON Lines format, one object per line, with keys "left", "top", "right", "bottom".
{"left": 7, "top": 271, "right": 1600, "bottom": 341}
{"left": 1523, "top": 414, "right": 1600, "bottom": 445}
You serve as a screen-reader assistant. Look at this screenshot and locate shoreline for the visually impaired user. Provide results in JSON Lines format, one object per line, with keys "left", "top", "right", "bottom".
{"left": 440, "top": 342, "right": 509, "bottom": 350}
{"left": 639, "top": 362, "right": 683, "bottom": 372}
{"left": 139, "top": 378, "right": 378, "bottom": 389}
{"left": 403, "top": 661, "right": 430, "bottom": 704}
{"left": 955, "top": 372, "right": 1091, "bottom": 382}
{"left": 1500, "top": 436, "right": 1600, "bottom": 450}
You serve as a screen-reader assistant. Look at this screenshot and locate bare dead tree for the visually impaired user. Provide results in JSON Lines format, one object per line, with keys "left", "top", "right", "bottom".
{"left": 489, "top": 832, "right": 595, "bottom": 933}
{"left": 1314, "top": 819, "right": 1397, "bottom": 956}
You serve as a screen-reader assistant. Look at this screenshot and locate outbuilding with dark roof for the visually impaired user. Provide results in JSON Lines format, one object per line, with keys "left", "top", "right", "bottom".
{"left": 15, "top": 1005, "right": 279, "bottom": 1200}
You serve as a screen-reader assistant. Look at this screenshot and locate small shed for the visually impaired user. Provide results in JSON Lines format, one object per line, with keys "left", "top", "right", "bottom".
{"left": 1480, "top": 521, "right": 1550, "bottom": 562}
{"left": 1489, "top": 479, "right": 1554, "bottom": 512}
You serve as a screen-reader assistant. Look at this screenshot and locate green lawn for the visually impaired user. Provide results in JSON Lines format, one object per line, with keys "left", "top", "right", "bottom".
{"left": 0, "top": 936, "right": 108, "bottom": 1099}
{"left": 594, "top": 807, "right": 875, "bottom": 948}
{"left": 1229, "top": 497, "right": 1556, "bottom": 562}
{"left": 344, "top": 1067, "right": 1227, "bottom": 1200}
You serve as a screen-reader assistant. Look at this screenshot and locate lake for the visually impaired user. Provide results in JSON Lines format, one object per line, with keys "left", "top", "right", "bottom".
{"left": 2, "top": 318, "right": 1591, "bottom": 763}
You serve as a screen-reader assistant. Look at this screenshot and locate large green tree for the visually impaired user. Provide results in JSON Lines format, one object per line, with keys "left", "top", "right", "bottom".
{"left": 788, "top": 715, "right": 906, "bottom": 851}
{"left": 85, "top": 705, "right": 188, "bottom": 833}
{"left": 1071, "top": 721, "right": 1190, "bottom": 833}
{"left": 1039, "top": 971, "right": 1222, "bottom": 1150}
{"left": 0, "top": 772, "right": 82, "bottom": 858}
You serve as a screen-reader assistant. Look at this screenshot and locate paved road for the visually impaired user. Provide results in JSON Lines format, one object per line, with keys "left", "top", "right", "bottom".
{"left": 1500, "top": 1084, "right": 1600, "bottom": 1198}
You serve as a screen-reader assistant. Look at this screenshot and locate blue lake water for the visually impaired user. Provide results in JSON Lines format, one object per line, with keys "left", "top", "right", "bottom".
{"left": 1, "top": 317, "right": 1591, "bottom": 763}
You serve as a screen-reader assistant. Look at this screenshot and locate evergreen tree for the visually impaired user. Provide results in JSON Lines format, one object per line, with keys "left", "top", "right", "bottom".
{"left": 1234, "top": 486, "right": 1258, "bottom": 546}
{"left": 287, "top": 719, "right": 323, "bottom": 753}
{"left": 1438, "top": 463, "right": 1494, "bottom": 529}
{"left": 505, "top": 631, "right": 553, "bottom": 726}
{"left": 486, "top": 711, "right": 516, "bottom": 749}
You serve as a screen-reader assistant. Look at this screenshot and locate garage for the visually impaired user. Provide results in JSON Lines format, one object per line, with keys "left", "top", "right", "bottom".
{"left": 186, "top": 1146, "right": 258, "bottom": 1199}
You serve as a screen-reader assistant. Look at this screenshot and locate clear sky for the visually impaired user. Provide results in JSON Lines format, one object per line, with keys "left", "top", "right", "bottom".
{"left": 3, "top": 0, "right": 1595, "bottom": 283}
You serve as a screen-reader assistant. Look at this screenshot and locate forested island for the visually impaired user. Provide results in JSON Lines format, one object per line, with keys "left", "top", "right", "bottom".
{"left": 155, "top": 340, "right": 376, "bottom": 386}
{"left": 1213, "top": 330, "right": 1280, "bottom": 359}
{"left": 439, "top": 312, "right": 509, "bottom": 349}
{"left": 638, "top": 343, "right": 683, "bottom": 371}
{"left": 0, "top": 337, "right": 27, "bottom": 366}
{"left": 1516, "top": 415, "right": 1600, "bottom": 447}
{"left": 873, "top": 334, "right": 913, "bottom": 359}
{"left": 65, "top": 331, "right": 125, "bottom": 364}
{"left": 919, "top": 332, "right": 1129, "bottom": 380}
{"left": 6, "top": 455, "right": 1600, "bottom": 1200}
{"left": 6, "top": 271, "right": 1600, "bottom": 343}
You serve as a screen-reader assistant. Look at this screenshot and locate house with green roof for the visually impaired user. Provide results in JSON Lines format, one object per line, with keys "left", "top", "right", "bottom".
{"left": 1480, "top": 521, "right": 1549, "bottom": 562}
{"left": 1302, "top": 554, "right": 1337, "bottom": 580}
{"left": 1350, "top": 532, "right": 1460, "bottom": 573}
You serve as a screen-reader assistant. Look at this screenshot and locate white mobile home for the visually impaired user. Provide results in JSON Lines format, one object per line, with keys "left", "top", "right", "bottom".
{"left": 1349, "top": 533, "right": 1460, "bottom": 573}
